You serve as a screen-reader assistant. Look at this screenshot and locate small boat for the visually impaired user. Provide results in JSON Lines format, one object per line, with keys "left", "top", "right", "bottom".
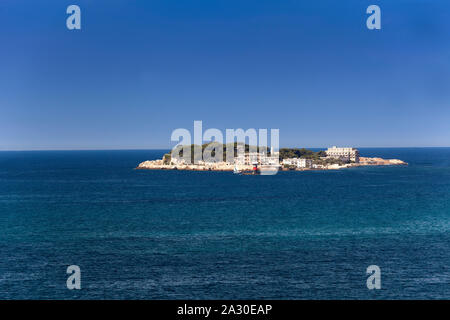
{"left": 259, "top": 164, "right": 280, "bottom": 175}
{"left": 233, "top": 164, "right": 241, "bottom": 174}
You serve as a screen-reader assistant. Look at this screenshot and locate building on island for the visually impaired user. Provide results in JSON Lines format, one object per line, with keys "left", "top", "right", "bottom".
{"left": 325, "top": 146, "right": 360, "bottom": 163}
{"left": 282, "top": 158, "right": 313, "bottom": 168}
{"left": 170, "top": 150, "right": 279, "bottom": 169}
{"left": 235, "top": 152, "right": 279, "bottom": 166}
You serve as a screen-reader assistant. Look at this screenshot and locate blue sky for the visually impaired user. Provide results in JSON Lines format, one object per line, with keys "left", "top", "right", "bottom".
{"left": 1, "top": 0, "right": 449, "bottom": 150}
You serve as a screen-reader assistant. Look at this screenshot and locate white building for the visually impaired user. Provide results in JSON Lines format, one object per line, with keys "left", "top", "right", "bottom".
{"left": 234, "top": 152, "right": 258, "bottom": 165}
{"left": 282, "top": 158, "right": 313, "bottom": 168}
{"left": 235, "top": 152, "right": 279, "bottom": 166}
{"left": 325, "top": 146, "right": 360, "bottom": 163}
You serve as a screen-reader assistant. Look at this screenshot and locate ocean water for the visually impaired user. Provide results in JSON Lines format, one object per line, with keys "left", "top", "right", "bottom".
{"left": 0, "top": 148, "right": 449, "bottom": 299}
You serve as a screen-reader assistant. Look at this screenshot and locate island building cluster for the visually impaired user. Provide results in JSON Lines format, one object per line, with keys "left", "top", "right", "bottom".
{"left": 325, "top": 146, "right": 360, "bottom": 163}
{"left": 168, "top": 148, "right": 280, "bottom": 173}
{"left": 234, "top": 150, "right": 280, "bottom": 166}
{"left": 137, "top": 145, "right": 407, "bottom": 173}
{"left": 138, "top": 146, "right": 407, "bottom": 173}
{"left": 282, "top": 158, "right": 314, "bottom": 169}
{"left": 281, "top": 147, "right": 360, "bottom": 169}
{"left": 169, "top": 146, "right": 359, "bottom": 167}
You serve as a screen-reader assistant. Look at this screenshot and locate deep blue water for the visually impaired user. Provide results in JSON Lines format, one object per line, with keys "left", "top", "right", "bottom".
{"left": 0, "top": 148, "right": 450, "bottom": 299}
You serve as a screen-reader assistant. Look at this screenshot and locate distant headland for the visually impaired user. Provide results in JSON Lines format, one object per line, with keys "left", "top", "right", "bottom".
{"left": 136, "top": 144, "right": 407, "bottom": 173}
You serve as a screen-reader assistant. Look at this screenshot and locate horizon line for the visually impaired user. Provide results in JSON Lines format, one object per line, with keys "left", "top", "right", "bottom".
{"left": 1, "top": 146, "right": 450, "bottom": 152}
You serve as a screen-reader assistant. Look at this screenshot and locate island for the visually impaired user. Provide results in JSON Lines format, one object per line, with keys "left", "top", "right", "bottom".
{"left": 136, "top": 144, "right": 407, "bottom": 173}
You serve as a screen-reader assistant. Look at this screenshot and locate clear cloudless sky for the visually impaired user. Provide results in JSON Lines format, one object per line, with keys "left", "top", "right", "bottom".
{"left": 1, "top": 0, "right": 450, "bottom": 150}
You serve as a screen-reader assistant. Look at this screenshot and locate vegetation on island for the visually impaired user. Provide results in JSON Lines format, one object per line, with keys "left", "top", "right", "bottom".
{"left": 279, "top": 148, "right": 352, "bottom": 165}
{"left": 279, "top": 148, "right": 326, "bottom": 160}
{"left": 163, "top": 142, "right": 271, "bottom": 164}
{"left": 163, "top": 144, "right": 352, "bottom": 166}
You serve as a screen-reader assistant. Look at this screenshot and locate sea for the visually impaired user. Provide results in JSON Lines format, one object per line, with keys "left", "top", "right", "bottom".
{"left": 0, "top": 148, "right": 449, "bottom": 299}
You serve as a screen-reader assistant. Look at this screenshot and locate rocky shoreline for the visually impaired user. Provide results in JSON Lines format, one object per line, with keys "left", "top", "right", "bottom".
{"left": 136, "top": 157, "right": 407, "bottom": 172}
{"left": 136, "top": 159, "right": 242, "bottom": 171}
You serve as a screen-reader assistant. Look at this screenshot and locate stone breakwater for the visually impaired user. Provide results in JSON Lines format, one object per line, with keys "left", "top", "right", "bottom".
{"left": 136, "top": 157, "right": 407, "bottom": 171}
